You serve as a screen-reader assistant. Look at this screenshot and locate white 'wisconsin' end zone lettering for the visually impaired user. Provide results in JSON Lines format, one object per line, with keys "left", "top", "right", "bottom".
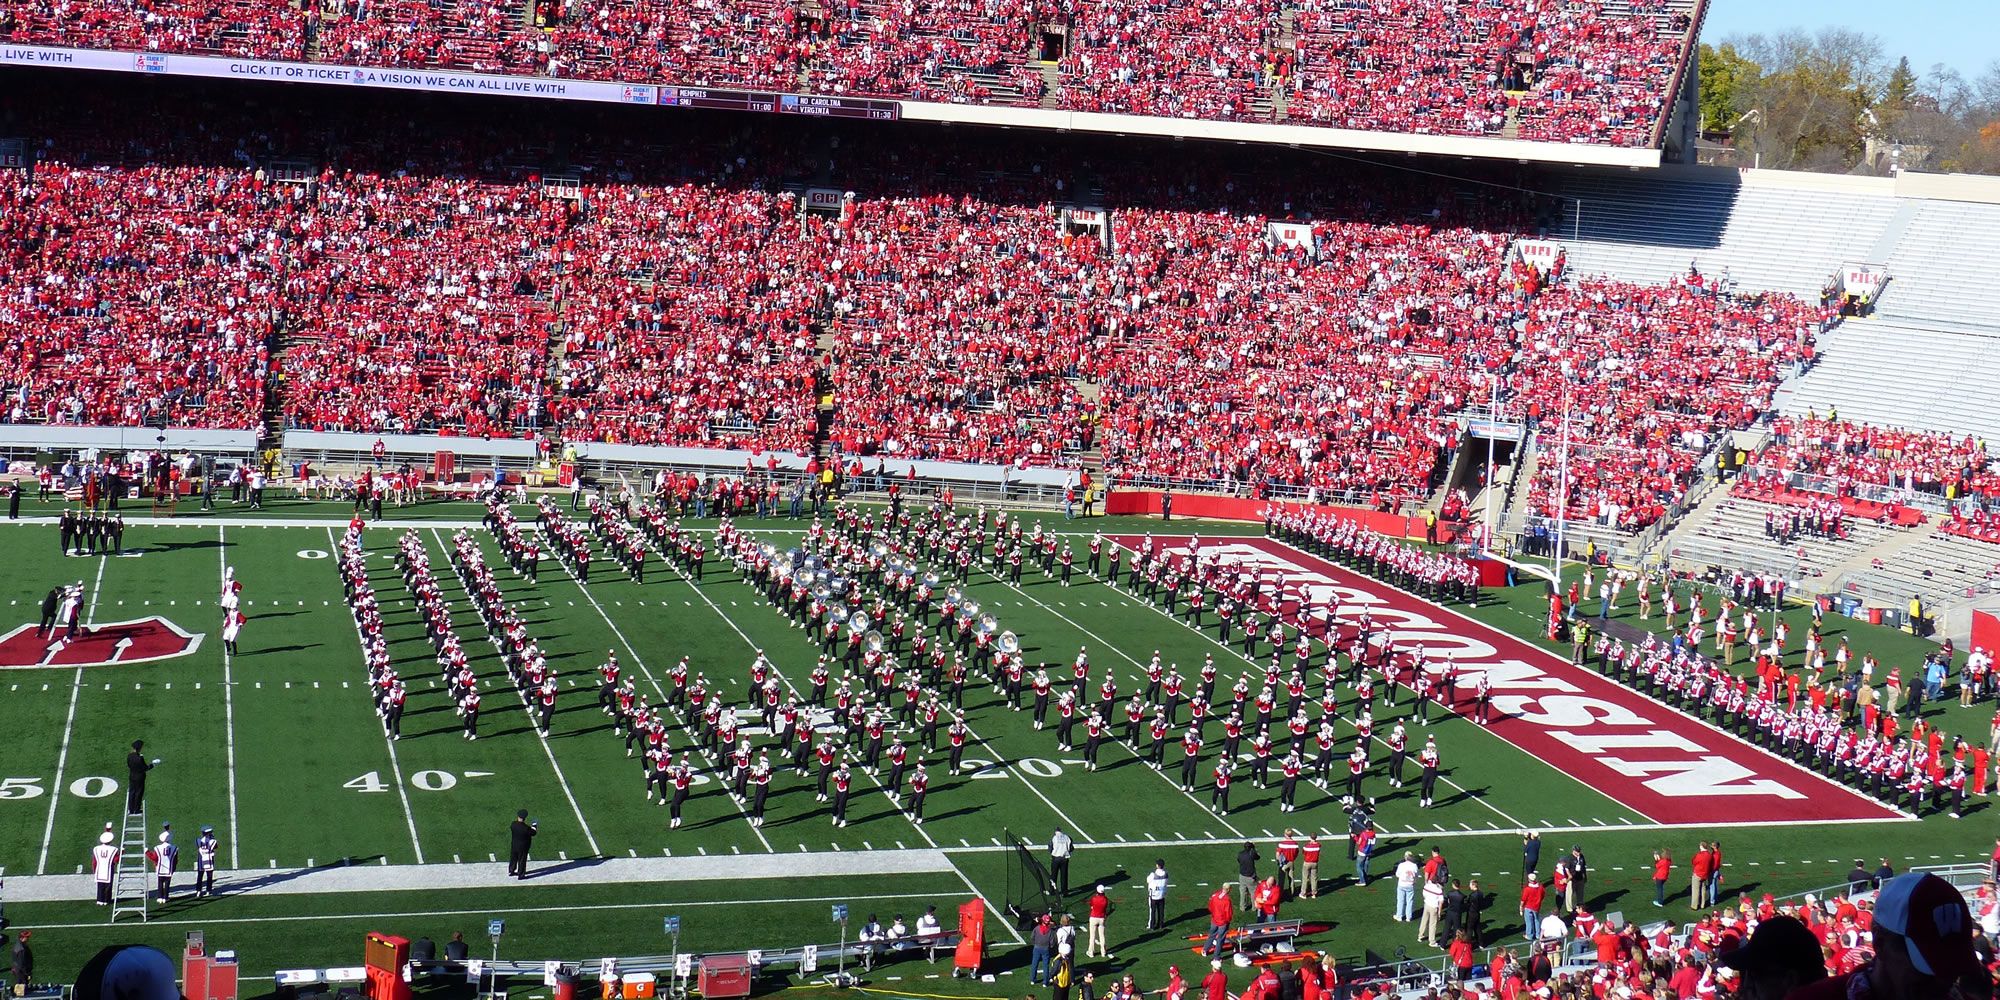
{"left": 1129, "top": 538, "right": 1902, "bottom": 824}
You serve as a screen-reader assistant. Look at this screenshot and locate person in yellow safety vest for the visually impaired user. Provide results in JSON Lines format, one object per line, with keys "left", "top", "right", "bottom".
{"left": 1424, "top": 510, "right": 1438, "bottom": 545}
{"left": 1908, "top": 596, "right": 1923, "bottom": 636}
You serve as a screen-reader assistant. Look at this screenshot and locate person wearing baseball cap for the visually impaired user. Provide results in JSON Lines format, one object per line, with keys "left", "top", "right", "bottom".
{"left": 1786, "top": 872, "right": 1989, "bottom": 1000}
{"left": 1716, "top": 914, "right": 1824, "bottom": 1000}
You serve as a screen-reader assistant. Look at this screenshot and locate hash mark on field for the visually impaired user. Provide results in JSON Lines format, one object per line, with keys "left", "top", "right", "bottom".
{"left": 1433, "top": 824, "right": 1446, "bottom": 832}
{"left": 1115, "top": 834, "right": 1127, "bottom": 843}
{"left": 698, "top": 848, "right": 707, "bottom": 856}
{"left": 490, "top": 853, "right": 497, "bottom": 862}
{"left": 959, "top": 839, "right": 970, "bottom": 847}
{"left": 832, "top": 844, "right": 843, "bottom": 852}
{"left": 559, "top": 851, "right": 568, "bottom": 861}
{"left": 1775, "top": 860, "right": 1788, "bottom": 865}
{"left": 863, "top": 842, "right": 873, "bottom": 850}
{"left": 629, "top": 849, "right": 639, "bottom": 858}
{"left": 801, "top": 844, "right": 810, "bottom": 853}
{"left": 1205, "top": 831, "right": 1216, "bottom": 839}
{"left": 454, "top": 855, "right": 462, "bottom": 863}
{"left": 1618, "top": 817, "right": 1634, "bottom": 825}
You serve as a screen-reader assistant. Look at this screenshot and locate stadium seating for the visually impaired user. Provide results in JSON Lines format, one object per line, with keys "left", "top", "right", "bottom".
{"left": 0, "top": 0, "right": 1699, "bottom": 148}
{"left": 1781, "top": 323, "right": 2000, "bottom": 447}
{"left": 1874, "top": 200, "right": 2000, "bottom": 333}
{"left": 1753, "top": 416, "right": 1994, "bottom": 501}
{"left": 0, "top": 162, "right": 273, "bottom": 430}
{"left": 0, "top": 77, "right": 1843, "bottom": 515}
{"left": 1543, "top": 173, "right": 1902, "bottom": 298}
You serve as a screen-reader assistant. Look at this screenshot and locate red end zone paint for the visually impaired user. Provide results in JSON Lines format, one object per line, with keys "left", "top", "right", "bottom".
{"left": 0, "top": 617, "right": 205, "bottom": 668}
{"left": 1113, "top": 535, "right": 1905, "bottom": 825}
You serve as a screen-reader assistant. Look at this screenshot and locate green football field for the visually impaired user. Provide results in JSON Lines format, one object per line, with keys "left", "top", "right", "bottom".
{"left": 0, "top": 496, "right": 1993, "bottom": 996}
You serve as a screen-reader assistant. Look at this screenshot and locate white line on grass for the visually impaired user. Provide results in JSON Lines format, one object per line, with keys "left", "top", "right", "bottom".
{"left": 624, "top": 525, "right": 943, "bottom": 847}
{"left": 721, "top": 527, "right": 1095, "bottom": 843}
{"left": 1097, "top": 541, "right": 1531, "bottom": 830}
{"left": 427, "top": 529, "right": 599, "bottom": 856}
{"left": 960, "top": 557, "right": 1252, "bottom": 837}
{"left": 219, "top": 527, "right": 241, "bottom": 868}
{"left": 36, "top": 554, "right": 103, "bottom": 874}
{"left": 326, "top": 526, "right": 424, "bottom": 864}
{"left": 532, "top": 528, "right": 776, "bottom": 854}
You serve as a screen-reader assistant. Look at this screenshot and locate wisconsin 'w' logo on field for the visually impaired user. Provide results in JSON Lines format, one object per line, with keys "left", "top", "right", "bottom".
{"left": 0, "top": 618, "right": 205, "bottom": 668}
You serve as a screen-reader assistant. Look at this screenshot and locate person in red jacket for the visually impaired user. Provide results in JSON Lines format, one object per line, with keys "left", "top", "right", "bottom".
{"left": 1201, "top": 960, "right": 1229, "bottom": 1000}
{"left": 1519, "top": 873, "right": 1546, "bottom": 941}
{"left": 1448, "top": 930, "right": 1476, "bottom": 982}
{"left": 1205, "top": 887, "right": 1234, "bottom": 957}
{"left": 1652, "top": 849, "right": 1673, "bottom": 907}
{"left": 1252, "top": 876, "right": 1282, "bottom": 923}
{"left": 1690, "top": 842, "right": 1715, "bottom": 909}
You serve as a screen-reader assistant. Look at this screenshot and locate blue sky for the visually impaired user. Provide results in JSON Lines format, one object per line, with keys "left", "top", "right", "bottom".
{"left": 1701, "top": 0, "right": 1997, "bottom": 79}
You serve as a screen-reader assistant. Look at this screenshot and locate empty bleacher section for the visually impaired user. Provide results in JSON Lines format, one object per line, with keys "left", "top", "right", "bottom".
{"left": 1873, "top": 200, "right": 2000, "bottom": 333}
{"left": 1841, "top": 528, "right": 2000, "bottom": 609}
{"left": 1780, "top": 324, "right": 2000, "bottom": 447}
{"left": 1542, "top": 170, "right": 1900, "bottom": 297}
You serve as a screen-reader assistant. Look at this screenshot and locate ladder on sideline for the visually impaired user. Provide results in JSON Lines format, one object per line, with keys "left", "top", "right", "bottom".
{"left": 111, "top": 808, "right": 151, "bottom": 922}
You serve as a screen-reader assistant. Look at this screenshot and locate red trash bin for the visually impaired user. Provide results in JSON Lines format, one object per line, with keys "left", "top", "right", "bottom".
{"left": 1868, "top": 608, "right": 1884, "bottom": 626}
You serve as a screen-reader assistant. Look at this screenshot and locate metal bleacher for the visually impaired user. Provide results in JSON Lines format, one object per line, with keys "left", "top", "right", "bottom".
{"left": 1874, "top": 200, "right": 2000, "bottom": 333}
{"left": 1664, "top": 492, "right": 1901, "bottom": 588}
{"left": 1842, "top": 529, "right": 2000, "bottom": 609}
{"left": 1781, "top": 322, "right": 2000, "bottom": 445}
{"left": 1545, "top": 173, "right": 1900, "bottom": 297}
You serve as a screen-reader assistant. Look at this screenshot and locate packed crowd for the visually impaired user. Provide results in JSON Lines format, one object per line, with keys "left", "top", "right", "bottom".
{"left": 0, "top": 162, "right": 274, "bottom": 429}
{"left": 0, "top": 0, "right": 1696, "bottom": 146}
{"left": 1754, "top": 416, "right": 1999, "bottom": 500}
{"left": 1519, "top": 277, "right": 1831, "bottom": 531}
{"left": 4, "top": 82, "right": 1837, "bottom": 518}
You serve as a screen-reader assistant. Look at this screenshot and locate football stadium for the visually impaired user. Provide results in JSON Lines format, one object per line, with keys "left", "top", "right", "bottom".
{"left": 0, "top": 5, "right": 1998, "bottom": 1000}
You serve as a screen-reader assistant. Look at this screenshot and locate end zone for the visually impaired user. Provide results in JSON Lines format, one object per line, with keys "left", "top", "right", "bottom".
{"left": 1129, "top": 535, "right": 1908, "bottom": 826}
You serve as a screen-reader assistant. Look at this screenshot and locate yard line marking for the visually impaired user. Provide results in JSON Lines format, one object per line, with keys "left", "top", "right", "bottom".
{"left": 1101, "top": 544, "right": 1538, "bottom": 832}
{"left": 214, "top": 538, "right": 244, "bottom": 869}
{"left": 37, "top": 555, "right": 105, "bottom": 875}
{"left": 629, "top": 528, "right": 949, "bottom": 848}
{"left": 955, "top": 559, "right": 1244, "bottom": 838}
{"left": 428, "top": 530, "right": 599, "bottom": 857}
{"left": 532, "top": 529, "right": 774, "bottom": 854}
{"left": 327, "top": 527, "right": 425, "bottom": 864}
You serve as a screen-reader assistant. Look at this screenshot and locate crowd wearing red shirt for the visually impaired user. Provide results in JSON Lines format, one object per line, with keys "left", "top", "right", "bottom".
{"left": 0, "top": 0, "right": 1697, "bottom": 147}
{"left": 1756, "top": 416, "right": 1998, "bottom": 501}
{"left": 3, "top": 80, "right": 1840, "bottom": 497}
